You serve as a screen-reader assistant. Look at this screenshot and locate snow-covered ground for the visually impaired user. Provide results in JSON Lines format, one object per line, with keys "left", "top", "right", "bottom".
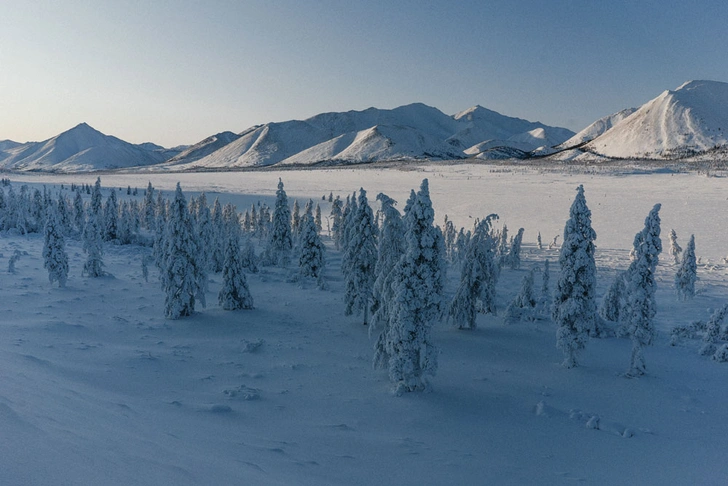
{"left": 2, "top": 164, "right": 728, "bottom": 485}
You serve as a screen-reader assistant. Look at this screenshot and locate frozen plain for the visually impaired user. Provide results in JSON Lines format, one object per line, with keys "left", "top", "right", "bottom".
{"left": 2, "top": 163, "right": 728, "bottom": 485}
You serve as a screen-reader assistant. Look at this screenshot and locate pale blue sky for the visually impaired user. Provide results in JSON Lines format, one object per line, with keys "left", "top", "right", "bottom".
{"left": 1, "top": 0, "right": 727, "bottom": 147}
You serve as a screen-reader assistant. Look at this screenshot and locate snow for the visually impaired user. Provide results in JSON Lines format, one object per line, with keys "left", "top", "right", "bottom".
{"left": 584, "top": 80, "right": 728, "bottom": 159}
{"left": 556, "top": 107, "right": 638, "bottom": 149}
{"left": 3, "top": 165, "right": 728, "bottom": 484}
{"left": 0, "top": 123, "right": 168, "bottom": 172}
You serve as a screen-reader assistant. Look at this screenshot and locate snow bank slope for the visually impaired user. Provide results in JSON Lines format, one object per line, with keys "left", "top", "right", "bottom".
{"left": 584, "top": 80, "right": 728, "bottom": 159}
{"left": 557, "top": 107, "right": 637, "bottom": 149}
{"left": 0, "top": 123, "right": 166, "bottom": 172}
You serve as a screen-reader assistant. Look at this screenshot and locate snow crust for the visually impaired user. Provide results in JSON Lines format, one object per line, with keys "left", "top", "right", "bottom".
{"left": 4, "top": 166, "right": 728, "bottom": 484}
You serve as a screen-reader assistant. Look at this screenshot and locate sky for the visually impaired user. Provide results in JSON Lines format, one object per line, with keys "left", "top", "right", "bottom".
{"left": 1, "top": 0, "right": 727, "bottom": 148}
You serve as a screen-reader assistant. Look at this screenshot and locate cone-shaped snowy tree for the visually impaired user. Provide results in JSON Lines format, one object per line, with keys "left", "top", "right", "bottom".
{"left": 291, "top": 199, "right": 301, "bottom": 237}
{"left": 143, "top": 182, "right": 155, "bottom": 230}
{"left": 599, "top": 271, "right": 626, "bottom": 323}
{"left": 218, "top": 207, "right": 254, "bottom": 311}
{"left": 72, "top": 189, "right": 85, "bottom": 233}
{"left": 162, "top": 183, "right": 207, "bottom": 319}
{"left": 385, "top": 179, "right": 444, "bottom": 392}
{"left": 343, "top": 188, "right": 377, "bottom": 325}
{"left": 624, "top": 203, "right": 662, "bottom": 376}
{"left": 371, "top": 194, "right": 406, "bottom": 368}
{"left": 90, "top": 177, "right": 103, "bottom": 218}
{"left": 330, "top": 196, "right": 343, "bottom": 249}
{"left": 298, "top": 213, "right": 326, "bottom": 279}
{"left": 263, "top": 179, "right": 293, "bottom": 266}
{"left": 504, "top": 269, "right": 537, "bottom": 324}
{"left": 675, "top": 234, "right": 697, "bottom": 301}
{"left": 210, "top": 198, "right": 225, "bottom": 272}
{"left": 43, "top": 205, "right": 69, "bottom": 287}
{"left": 195, "top": 193, "right": 215, "bottom": 272}
{"left": 314, "top": 203, "right": 323, "bottom": 233}
{"left": 668, "top": 229, "right": 682, "bottom": 265}
{"left": 82, "top": 211, "right": 104, "bottom": 277}
{"left": 103, "top": 189, "right": 118, "bottom": 241}
{"left": 448, "top": 214, "right": 499, "bottom": 330}
{"left": 507, "top": 228, "right": 525, "bottom": 270}
{"left": 552, "top": 185, "right": 597, "bottom": 368}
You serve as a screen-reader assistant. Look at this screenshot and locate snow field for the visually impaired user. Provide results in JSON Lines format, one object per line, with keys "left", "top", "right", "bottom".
{"left": 2, "top": 165, "right": 728, "bottom": 484}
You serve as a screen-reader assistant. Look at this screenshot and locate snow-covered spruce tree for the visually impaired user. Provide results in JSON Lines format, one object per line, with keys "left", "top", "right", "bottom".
{"left": 73, "top": 189, "right": 85, "bottom": 233}
{"left": 343, "top": 188, "right": 377, "bottom": 325}
{"left": 340, "top": 193, "right": 359, "bottom": 271}
{"left": 330, "top": 195, "right": 344, "bottom": 249}
{"left": 599, "top": 271, "right": 626, "bottom": 324}
{"left": 624, "top": 203, "right": 662, "bottom": 376}
{"left": 263, "top": 179, "right": 293, "bottom": 266}
{"left": 385, "top": 179, "right": 444, "bottom": 392}
{"left": 504, "top": 269, "right": 537, "bottom": 324}
{"left": 291, "top": 199, "right": 301, "bottom": 237}
{"left": 537, "top": 231, "right": 543, "bottom": 250}
{"left": 143, "top": 182, "right": 155, "bottom": 230}
{"left": 668, "top": 229, "right": 682, "bottom": 265}
{"left": 298, "top": 213, "right": 326, "bottom": 279}
{"left": 454, "top": 227, "right": 468, "bottom": 265}
{"left": 447, "top": 214, "right": 499, "bottom": 330}
{"left": 675, "top": 234, "right": 697, "bottom": 301}
{"left": 90, "top": 177, "right": 103, "bottom": 220}
{"left": 700, "top": 303, "right": 728, "bottom": 356}
{"left": 314, "top": 203, "right": 323, "bottom": 234}
{"left": 117, "top": 200, "right": 133, "bottom": 245}
{"left": 162, "top": 183, "right": 207, "bottom": 319}
{"left": 82, "top": 210, "right": 104, "bottom": 277}
{"left": 56, "top": 193, "right": 72, "bottom": 236}
{"left": 210, "top": 197, "right": 225, "bottom": 272}
{"left": 42, "top": 205, "right": 69, "bottom": 288}
{"left": 443, "top": 215, "right": 457, "bottom": 264}
{"left": 371, "top": 194, "right": 406, "bottom": 368}
{"left": 218, "top": 204, "right": 254, "bottom": 311}
{"left": 497, "top": 224, "right": 509, "bottom": 267}
{"left": 103, "top": 189, "right": 118, "bottom": 241}
{"left": 195, "top": 193, "right": 215, "bottom": 272}
{"left": 552, "top": 185, "right": 597, "bottom": 368}
{"left": 507, "top": 227, "right": 525, "bottom": 270}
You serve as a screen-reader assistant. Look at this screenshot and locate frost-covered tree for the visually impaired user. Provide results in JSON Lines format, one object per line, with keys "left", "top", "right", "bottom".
{"left": 218, "top": 206, "right": 254, "bottom": 311}
{"left": 162, "top": 183, "right": 207, "bottom": 319}
{"left": 42, "top": 205, "right": 69, "bottom": 287}
{"left": 340, "top": 193, "right": 359, "bottom": 269}
{"left": 371, "top": 194, "right": 406, "bottom": 368}
{"left": 497, "top": 224, "right": 509, "bottom": 266}
{"left": 448, "top": 214, "right": 499, "bottom": 330}
{"left": 507, "top": 228, "right": 525, "bottom": 270}
{"left": 343, "top": 188, "right": 377, "bottom": 325}
{"left": 385, "top": 179, "right": 444, "bottom": 392}
{"left": 443, "top": 215, "right": 457, "bottom": 263}
{"left": 330, "top": 196, "right": 344, "bottom": 249}
{"left": 82, "top": 210, "right": 104, "bottom": 277}
{"left": 675, "top": 234, "right": 697, "bottom": 301}
{"left": 143, "top": 182, "right": 155, "bottom": 230}
{"left": 90, "top": 177, "right": 103, "bottom": 219}
{"left": 537, "top": 231, "right": 543, "bottom": 250}
{"left": 699, "top": 304, "right": 728, "bottom": 356}
{"left": 624, "top": 204, "right": 662, "bottom": 376}
{"left": 103, "top": 189, "right": 118, "bottom": 241}
{"left": 56, "top": 193, "right": 72, "bottom": 235}
{"left": 291, "top": 199, "right": 301, "bottom": 237}
{"left": 298, "top": 213, "right": 326, "bottom": 279}
{"left": 599, "top": 271, "right": 626, "bottom": 324}
{"left": 314, "top": 203, "right": 323, "bottom": 234}
{"left": 504, "top": 269, "right": 537, "bottom": 324}
{"left": 73, "top": 189, "right": 85, "bottom": 233}
{"left": 263, "top": 179, "right": 293, "bottom": 266}
{"left": 195, "top": 193, "right": 215, "bottom": 272}
{"left": 210, "top": 198, "right": 225, "bottom": 272}
{"left": 552, "top": 185, "right": 597, "bottom": 368}
{"left": 668, "top": 229, "right": 682, "bottom": 265}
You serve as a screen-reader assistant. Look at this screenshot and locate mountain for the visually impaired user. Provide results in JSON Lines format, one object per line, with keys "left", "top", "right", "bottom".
{"left": 0, "top": 139, "right": 22, "bottom": 154}
{"left": 0, "top": 123, "right": 169, "bottom": 172}
{"left": 171, "top": 103, "right": 573, "bottom": 169}
{"left": 556, "top": 107, "right": 637, "bottom": 149}
{"left": 582, "top": 80, "right": 728, "bottom": 159}
{"left": 163, "top": 131, "right": 241, "bottom": 166}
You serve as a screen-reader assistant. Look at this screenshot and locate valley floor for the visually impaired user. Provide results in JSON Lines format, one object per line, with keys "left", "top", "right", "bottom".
{"left": 2, "top": 165, "right": 728, "bottom": 485}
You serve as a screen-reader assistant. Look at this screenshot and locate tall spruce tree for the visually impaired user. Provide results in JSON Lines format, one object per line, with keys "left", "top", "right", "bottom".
{"left": 298, "top": 213, "right": 326, "bottom": 279}
{"left": 552, "top": 185, "right": 597, "bottom": 368}
{"left": 675, "top": 234, "right": 697, "bottom": 301}
{"left": 43, "top": 205, "right": 69, "bottom": 287}
{"left": 82, "top": 211, "right": 104, "bottom": 277}
{"left": 263, "top": 179, "right": 293, "bottom": 266}
{"left": 218, "top": 203, "right": 254, "bottom": 311}
{"left": 343, "top": 188, "right": 377, "bottom": 325}
{"left": 162, "top": 183, "right": 207, "bottom": 319}
{"left": 624, "top": 204, "right": 662, "bottom": 376}
{"left": 668, "top": 229, "right": 682, "bottom": 265}
{"left": 371, "top": 194, "right": 406, "bottom": 368}
{"left": 385, "top": 179, "right": 444, "bottom": 392}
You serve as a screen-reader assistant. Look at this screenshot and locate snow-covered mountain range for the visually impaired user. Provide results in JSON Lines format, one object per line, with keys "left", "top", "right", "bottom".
{"left": 2, "top": 80, "right": 728, "bottom": 172}
{"left": 560, "top": 80, "right": 728, "bottom": 160}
